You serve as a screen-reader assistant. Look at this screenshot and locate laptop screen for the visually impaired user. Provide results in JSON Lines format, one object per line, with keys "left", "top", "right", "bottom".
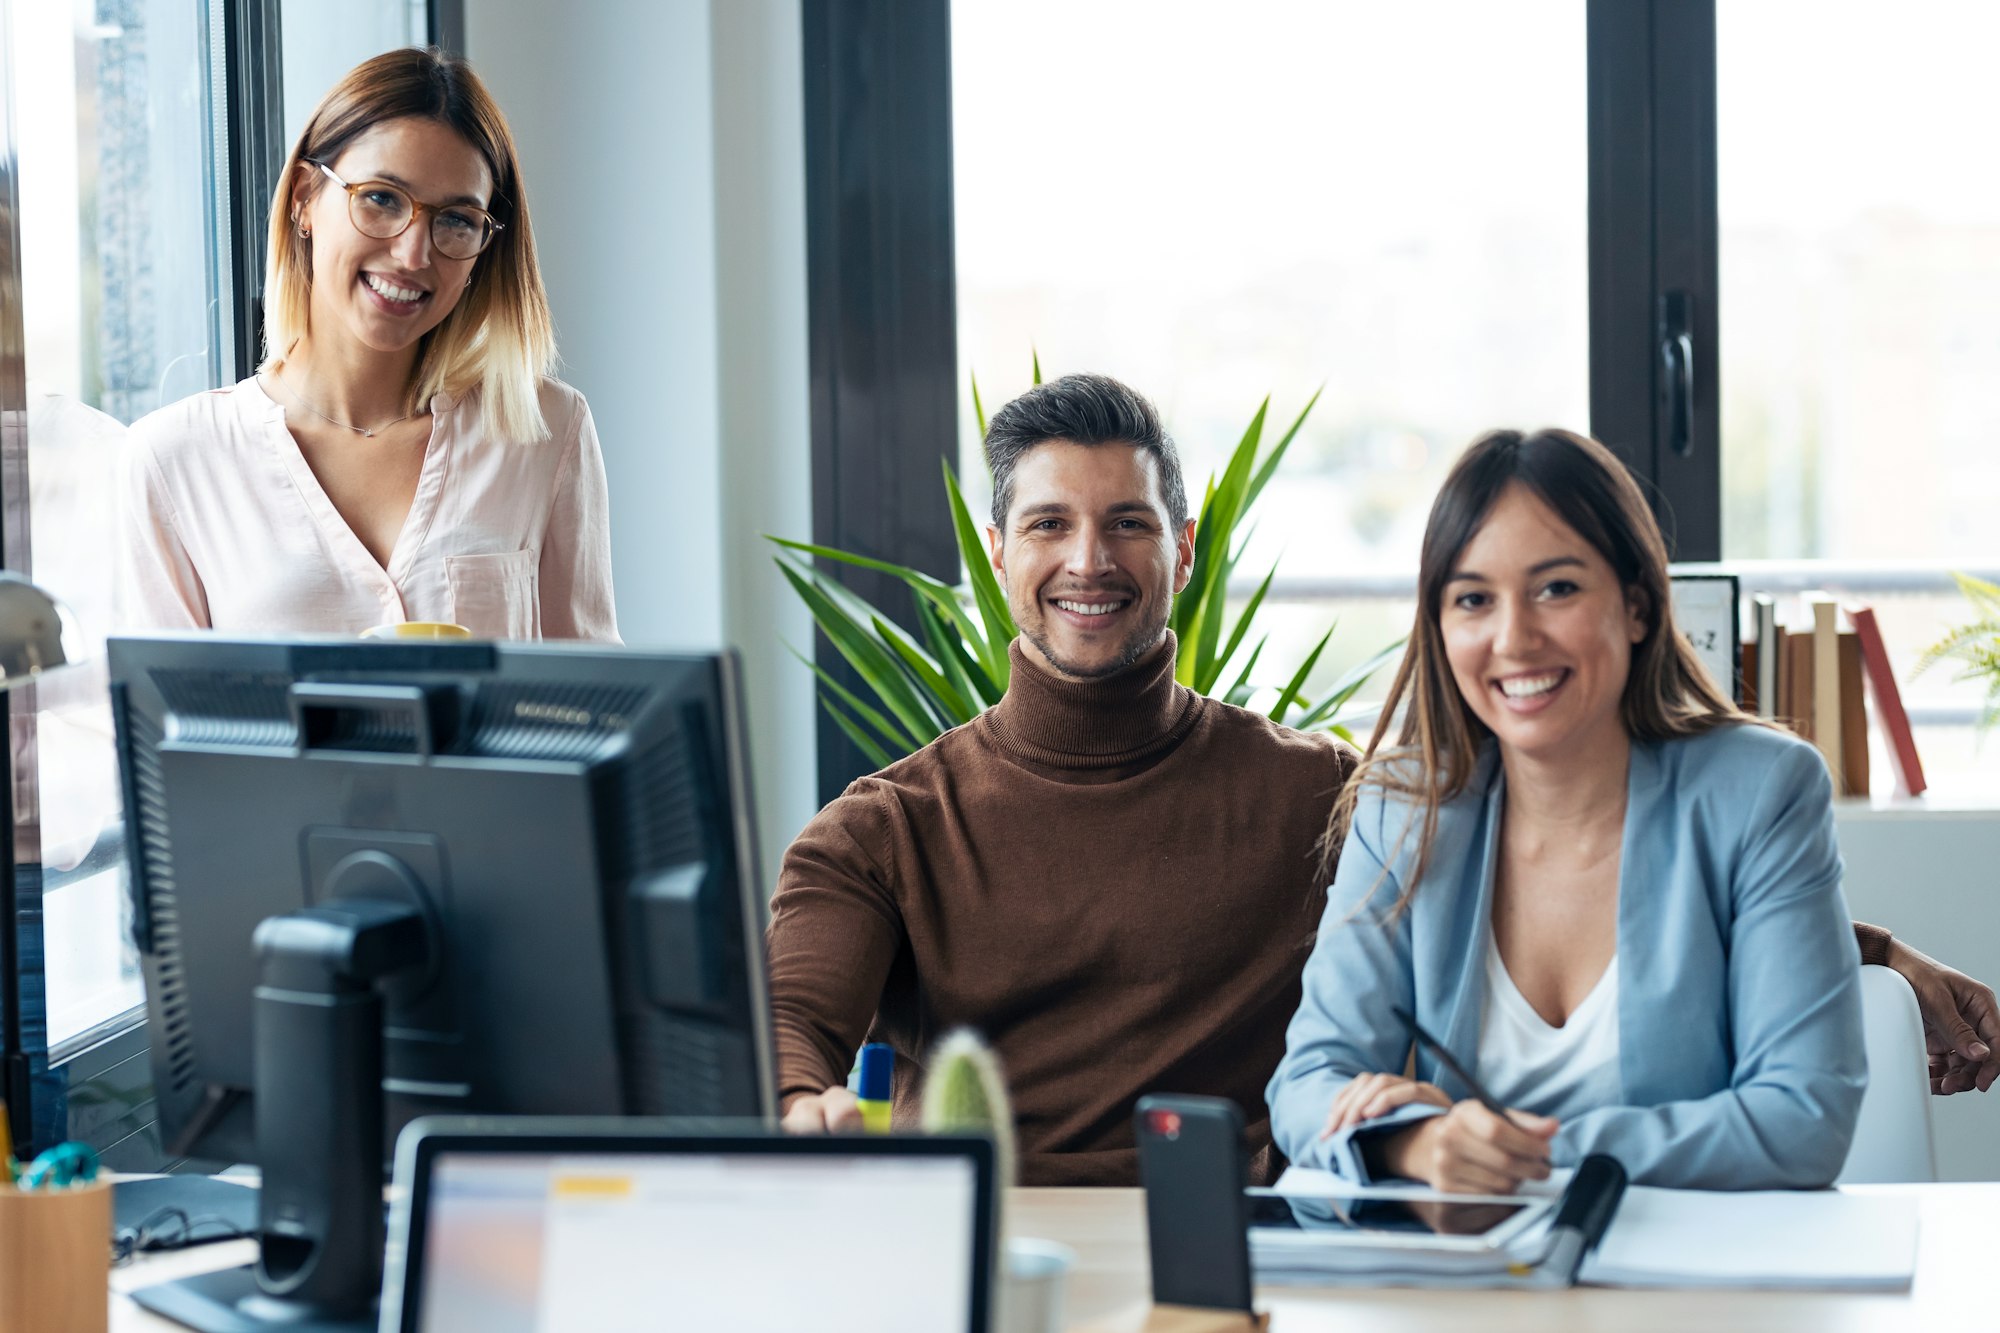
{"left": 408, "top": 1150, "right": 982, "bottom": 1332}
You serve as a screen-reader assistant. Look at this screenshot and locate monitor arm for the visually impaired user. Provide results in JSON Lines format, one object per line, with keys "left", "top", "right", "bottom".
{"left": 250, "top": 898, "right": 427, "bottom": 1320}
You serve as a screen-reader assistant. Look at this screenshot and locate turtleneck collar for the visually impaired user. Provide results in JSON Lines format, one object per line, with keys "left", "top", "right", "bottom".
{"left": 980, "top": 632, "right": 1202, "bottom": 777}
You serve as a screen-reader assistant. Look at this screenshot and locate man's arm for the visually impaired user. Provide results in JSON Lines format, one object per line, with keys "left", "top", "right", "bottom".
{"left": 765, "top": 785, "right": 907, "bottom": 1130}
{"left": 1862, "top": 928, "right": 2000, "bottom": 1095}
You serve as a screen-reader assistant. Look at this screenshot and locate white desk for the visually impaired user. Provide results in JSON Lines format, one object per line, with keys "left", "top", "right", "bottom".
{"left": 112, "top": 1183, "right": 1997, "bottom": 1331}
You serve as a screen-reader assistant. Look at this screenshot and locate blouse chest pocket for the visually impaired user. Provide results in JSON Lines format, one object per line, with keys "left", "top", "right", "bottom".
{"left": 446, "top": 548, "right": 541, "bottom": 640}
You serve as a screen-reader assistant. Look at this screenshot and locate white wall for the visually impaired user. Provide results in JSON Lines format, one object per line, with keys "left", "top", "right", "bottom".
{"left": 466, "top": 0, "right": 816, "bottom": 884}
{"left": 1837, "top": 806, "right": 2000, "bottom": 1180}
{"left": 708, "top": 2, "right": 819, "bottom": 889}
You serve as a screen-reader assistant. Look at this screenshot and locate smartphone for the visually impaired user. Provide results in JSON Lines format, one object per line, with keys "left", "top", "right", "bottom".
{"left": 1134, "top": 1094, "right": 1255, "bottom": 1312}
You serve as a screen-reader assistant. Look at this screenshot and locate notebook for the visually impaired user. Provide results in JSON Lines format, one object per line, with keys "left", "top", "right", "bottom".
{"left": 1577, "top": 1185, "right": 1919, "bottom": 1291}
{"left": 381, "top": 1117, "right": 998, "bottom": 1333}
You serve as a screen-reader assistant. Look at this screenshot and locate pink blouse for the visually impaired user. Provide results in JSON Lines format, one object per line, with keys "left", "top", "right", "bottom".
{"left": 116, "top": 375, "right": 619, "bottom": 641}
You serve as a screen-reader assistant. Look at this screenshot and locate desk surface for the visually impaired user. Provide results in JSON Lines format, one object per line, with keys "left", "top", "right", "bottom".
{"left": 112, "top": 1183, "right": 1997, "bottom": 1331}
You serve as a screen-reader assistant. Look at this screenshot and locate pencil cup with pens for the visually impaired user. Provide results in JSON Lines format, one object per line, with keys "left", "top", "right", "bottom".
{"left": 0, "top": 1130, "right": 112, "bottom": 1333}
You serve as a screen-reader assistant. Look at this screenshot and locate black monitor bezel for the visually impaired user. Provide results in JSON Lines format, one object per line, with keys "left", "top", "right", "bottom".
{"left": 385, "top": 1118, "right": 999, "bottom": 1333}
{"left": 108, "top": 633, "right": 781, "bottom": 1159}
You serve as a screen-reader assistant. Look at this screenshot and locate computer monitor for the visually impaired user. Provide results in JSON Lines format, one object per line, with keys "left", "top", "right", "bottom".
{"left": 107, "top": 635, "right": 778, "bottom": 1332}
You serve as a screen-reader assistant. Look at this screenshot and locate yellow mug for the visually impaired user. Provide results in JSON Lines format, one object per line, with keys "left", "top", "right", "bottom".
{"left": 360, "top": 621, "right": 472, "bottom": 640}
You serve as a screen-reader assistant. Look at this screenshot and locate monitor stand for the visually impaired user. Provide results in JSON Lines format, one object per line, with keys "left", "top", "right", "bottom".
{"left": 134, "top": 899, "right": 427, "bottom": 1333}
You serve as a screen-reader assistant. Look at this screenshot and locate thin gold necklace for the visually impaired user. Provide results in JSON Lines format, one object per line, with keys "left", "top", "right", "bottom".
{"left": 270, "top": 367, "right": 419, "bottom": 439}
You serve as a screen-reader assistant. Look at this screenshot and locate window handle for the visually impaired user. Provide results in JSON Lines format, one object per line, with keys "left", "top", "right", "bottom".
{"left": 1659, "top": 292, "right": 1694, "bottom": 458}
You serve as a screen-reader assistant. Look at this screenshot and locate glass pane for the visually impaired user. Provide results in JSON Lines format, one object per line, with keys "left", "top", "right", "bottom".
{"left": 1719, "top": 2, "right": 2000, "bottom": 790}
{"left": 1720, "top": 3, "right": 2000, "bottom": 563}
{"left": 279, "top": 0, "right": 428, "bottom": 145}
{"left": 11, "top": 0, "right": 221, "bottom": 1045}
{"left": 952, "top": 0, "right": 1589, "bottom": 691}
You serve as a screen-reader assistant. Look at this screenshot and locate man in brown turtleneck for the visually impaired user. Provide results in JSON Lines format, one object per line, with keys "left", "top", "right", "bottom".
{"left": 768, "top": 374, "right": 1999, "bottom": 1187}
{"left": 768, "top": 373, "right": 1346, "bottom": 1185}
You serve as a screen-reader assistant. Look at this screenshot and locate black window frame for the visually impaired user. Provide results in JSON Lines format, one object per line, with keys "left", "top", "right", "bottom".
{"left": 801, "top": 0, "right": 962, "bottom": 804}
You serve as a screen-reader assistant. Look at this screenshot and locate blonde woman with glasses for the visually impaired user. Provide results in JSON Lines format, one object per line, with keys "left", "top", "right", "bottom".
{"left": 117, "top": 47, "right": 617, "bottom": 640}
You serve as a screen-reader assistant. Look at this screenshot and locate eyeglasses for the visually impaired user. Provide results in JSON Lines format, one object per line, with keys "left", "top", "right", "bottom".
{"left": 306, "top": 160, "right": 503, "bottom": 260}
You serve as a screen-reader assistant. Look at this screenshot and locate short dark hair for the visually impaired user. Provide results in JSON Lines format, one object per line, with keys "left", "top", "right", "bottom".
{"left": 983, "top": 373, "right": 1189, "bottom": 530}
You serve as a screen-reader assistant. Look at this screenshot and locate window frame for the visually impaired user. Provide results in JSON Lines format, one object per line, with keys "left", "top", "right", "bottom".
{"left": 1588, "top": 0, "right": 1721, "bottom": 562}
{"left": 800, "top": 0, "right": 962, "bottom": 804}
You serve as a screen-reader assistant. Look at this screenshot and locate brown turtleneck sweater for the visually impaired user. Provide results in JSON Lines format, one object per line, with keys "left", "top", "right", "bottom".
{"left": 767, "top": 635, "right": 1356, "bottom": 1185}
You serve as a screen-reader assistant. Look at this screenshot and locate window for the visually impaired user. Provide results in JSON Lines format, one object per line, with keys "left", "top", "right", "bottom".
{"left": 279, "top": 0, "right": 430, "bottom": 144}
{"left": 2, "top": 0, "right": 441, "bottom": 1162}
{"left": 10, "top": 0, "right": 224, "bottom": 1060}
{"left": 953, "top": 0, "right": 1589, "bottom": 694}
{"left": 1717, "top": 1, "right": 2000, "bottom": 790}
{"left": 813, "top": 0, "right": 1996, "bottom": 792}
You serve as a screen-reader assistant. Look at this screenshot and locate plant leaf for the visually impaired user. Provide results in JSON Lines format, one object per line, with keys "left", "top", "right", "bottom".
{"left": 1183, "top": 399, "right": 1269, "bottom": 686}
{"left": 1170, "top": 475, "right": 1220, "bottom": 649}
{"left": 1201, "top": 564, "right": 1277, "bottom": 695}
{"left": 773, "top": 545, "right": 984, "bottom": 668}
{"left": 776, "top": 560, "right": 946, "bottom": 746}
{"left": 1244, "top": 384, "right": 1323, "bottom": 515}
{"left": 1222, "top": 635, "right": 1269, "bottom": 707}
{"left": 821, "top": 694, "right": 897, "bottom": 770}
{"left": 788, "top": 645, "right": 921, "bottom": 757}
{"left": 916, "top": 595, "right": 998, "bottom": 712}
{"left": 766, "top": 535, "right": 963, "bottom": 602}
{"left": 1268, "top": 625, "right": 1334, "bottom": 727}
{"left": 971, "top": 371, "right": 988, "bottom": 438}
{"left": 876, "top": 614, "right": 975, "bottom": 724}
{"left": 1954, "top": 572, "right": 2000, "bottom": 620}
{"left": 944, "top": 459, "right": 1017, "bottom": 683}
{"left": 1031, "top": 348, "right": 1042, "bottom": 385}
{"left": 1293, "top": 637, "right": 1404, "bottom": 731}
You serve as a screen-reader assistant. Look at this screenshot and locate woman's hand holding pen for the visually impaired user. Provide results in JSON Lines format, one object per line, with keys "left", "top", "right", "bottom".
{"left": 1381, "top": 1101, "right": 1558, "bottom": 1195}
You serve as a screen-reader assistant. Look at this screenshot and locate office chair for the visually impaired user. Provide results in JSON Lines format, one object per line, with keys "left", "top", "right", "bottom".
{"left": 1835, "top": 964, "right": 1938, "bottom": 1184}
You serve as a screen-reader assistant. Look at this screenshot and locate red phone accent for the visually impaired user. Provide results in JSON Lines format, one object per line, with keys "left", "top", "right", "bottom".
{"left": 1146, "top": 1109, "right": 1182, "bottom": 1139}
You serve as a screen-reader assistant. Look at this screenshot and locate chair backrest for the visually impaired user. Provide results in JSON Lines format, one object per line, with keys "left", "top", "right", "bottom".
{"left": 1836, "top": 964, "right": 1938, "bottom": 1184}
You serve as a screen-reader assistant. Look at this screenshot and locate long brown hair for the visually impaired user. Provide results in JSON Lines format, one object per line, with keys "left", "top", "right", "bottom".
{"left": 263, "top": 47, "right": 556, "bottom": 442}
{"left": 1322, "top": 428, "right": 1748, "bottom": 907}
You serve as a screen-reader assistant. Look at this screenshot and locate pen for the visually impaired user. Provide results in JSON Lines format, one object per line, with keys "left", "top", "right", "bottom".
{"left": 1390, "top": 1006, "right": 1532, "bottom": 1132}
{"left": 856, "top": 1042, "right": 894, "bottom": 1133}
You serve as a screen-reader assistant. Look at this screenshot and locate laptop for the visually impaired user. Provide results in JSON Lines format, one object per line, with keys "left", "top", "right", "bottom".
{"left": 381, "top": 1117, "right": 998, "bottom": 1333}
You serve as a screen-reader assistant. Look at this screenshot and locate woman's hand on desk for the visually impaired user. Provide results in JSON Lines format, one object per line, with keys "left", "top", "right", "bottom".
{"left": 1380, "top": 1102, "right": 1557, "bottom": 1195}
{"left": 781, "top": 1087, "right": 865, "bottom": 1133}
{"left": 1318, "top": 1073, "right": 1451, "bottom": 1139}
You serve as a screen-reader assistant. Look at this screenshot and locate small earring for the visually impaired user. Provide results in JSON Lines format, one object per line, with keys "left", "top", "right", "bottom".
{"left": 299, "top": 226, "right": 311, "bottom": 238}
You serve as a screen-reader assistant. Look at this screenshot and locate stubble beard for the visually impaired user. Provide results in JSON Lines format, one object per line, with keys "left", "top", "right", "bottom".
{"left": 1019, "top": 606, "right": 1170, "bottom": 682}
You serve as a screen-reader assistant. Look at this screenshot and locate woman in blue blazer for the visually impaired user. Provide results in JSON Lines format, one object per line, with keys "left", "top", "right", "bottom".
{"left": 1267, "top": 429, "right": 1865, "bottom": 1191}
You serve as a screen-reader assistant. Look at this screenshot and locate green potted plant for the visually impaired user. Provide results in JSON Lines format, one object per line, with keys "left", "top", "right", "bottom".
{"left": 1918, "top": 572, "right": 2000, "bottom": 733}
{"left": 770, "top": 368, "right": 1400, "bottom": 762}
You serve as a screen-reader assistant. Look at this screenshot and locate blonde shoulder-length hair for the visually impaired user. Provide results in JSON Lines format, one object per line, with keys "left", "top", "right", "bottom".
{"left": 1323, "top": 428, "right": 1758, "bottom": 911}
{"left": 263, "top": 47, "right": 555, "bottom": 443}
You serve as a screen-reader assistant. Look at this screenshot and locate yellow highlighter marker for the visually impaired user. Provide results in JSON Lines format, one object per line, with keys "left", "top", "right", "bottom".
{"left": 856, "top": 1042, "right": 893, "bottom": 1133}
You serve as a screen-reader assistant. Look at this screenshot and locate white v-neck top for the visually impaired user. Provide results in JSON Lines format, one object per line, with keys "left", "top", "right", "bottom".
{"left": 116, "top": 375, "right": 618, "bottom": 641}
{"left": 1475, "top": 926, "right": 1622, "bottom": 1122}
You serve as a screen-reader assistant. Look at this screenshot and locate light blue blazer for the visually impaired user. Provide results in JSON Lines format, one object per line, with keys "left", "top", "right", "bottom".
{"left": 1267, "top": 723, "right": 1866, "bottom": 1189}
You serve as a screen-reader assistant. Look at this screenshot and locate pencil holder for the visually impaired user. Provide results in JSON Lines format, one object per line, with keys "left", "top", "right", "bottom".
{"left": 0, "top": 1178, "right": 112, "bottom": 1333}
